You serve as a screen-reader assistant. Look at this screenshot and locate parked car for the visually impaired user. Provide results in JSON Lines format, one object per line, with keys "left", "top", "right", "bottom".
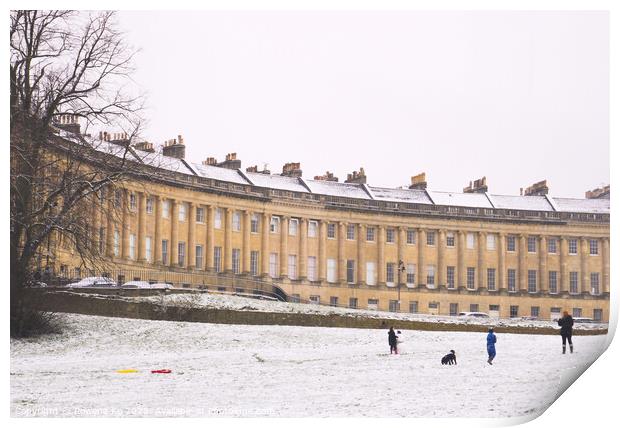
{"left": 66, "top": 277, "right": 117, "bottom": 288}
{"left": 121, "top": 281, "right": 173, "bottom": 289}
{"left": 26, "top": 281, "right": 48, "bottom": 288}
{"left": 520, "top": 316, "right": 539, "bottom": 321}
{"left": 573, "top": 317, "right": 595, "bottom": 324}
{"left": 458, "top": 311, "right": 490, "bottom": 318}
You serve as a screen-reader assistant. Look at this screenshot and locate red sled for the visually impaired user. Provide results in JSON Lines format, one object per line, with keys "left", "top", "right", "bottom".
{"left": 151, "top": 369, "right": 172, "bottom": 374}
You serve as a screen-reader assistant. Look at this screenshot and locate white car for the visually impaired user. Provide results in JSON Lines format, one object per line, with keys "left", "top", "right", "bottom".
{"left": 458, "top": 312, "right": 490, "bottom": 318}
{"left": 67, "top": 277, "right": 117, "bottom": 288}
{"left": 121, "top": 281, "right": 173, "bottom": 289}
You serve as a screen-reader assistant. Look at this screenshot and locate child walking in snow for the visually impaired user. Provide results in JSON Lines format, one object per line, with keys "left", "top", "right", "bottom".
{"left": 486, "top": 328, "right": 497, "bottom": 365}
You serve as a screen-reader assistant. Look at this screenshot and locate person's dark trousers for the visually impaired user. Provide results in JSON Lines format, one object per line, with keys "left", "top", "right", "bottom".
{"left": 562, "top": 334, "right": 573, "bottom": 354}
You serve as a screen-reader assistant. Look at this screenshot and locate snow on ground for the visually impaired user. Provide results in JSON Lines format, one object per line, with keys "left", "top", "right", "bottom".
{"left": 11, "top": 314, "right": 608, "bottom": 418}
{"left": 134, "top": 292, "right": 607, "bottom": 331}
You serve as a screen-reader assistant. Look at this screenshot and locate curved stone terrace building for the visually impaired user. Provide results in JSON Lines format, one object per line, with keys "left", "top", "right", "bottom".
{"left": 45, "top": 121, "right": 610, "bottom": 321}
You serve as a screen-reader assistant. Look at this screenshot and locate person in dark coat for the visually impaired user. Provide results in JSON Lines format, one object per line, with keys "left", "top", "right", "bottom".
{"left": 486, "top": 328, "right": 497, "bottom": 365}
{"left": 388, "top": 326, "right": 398, "bottom": 354}
{"left": 558, "top": 311, "right": 574, "bottom": 354}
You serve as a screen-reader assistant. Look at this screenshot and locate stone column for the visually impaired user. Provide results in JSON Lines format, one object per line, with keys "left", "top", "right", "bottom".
{"left": 318, "top": 220, "right": 327, "bottom": 281}
{"left": 206, "top": 206, "right": 215, "bottom": 271}
{"left": 518, "top": 234, "right": 527, "bottom": 291}
{"left": 498, "top": 232, "right": 506, "bottom": 290}
{"left": 580, "top": 237, "right": 588, "bottom": 294}
{"left": 457, "top": 231, "right": 465, "bottom": 288}
{"left": 539, "top": 236, "right": 547, "bottom": 292}
{"left": 121, "top": 190, "right": 130, "bottom": 259}
{"left": 560, "top": 236, "right": 569, "bottom": 292}
{"left": 242, "top": 210, "right": 251, "bottom": 274}
{"left": 357, "top": 224, "right": 366, "bottom": 285}
{"left": 261, "top": 212, "right": 270, "bottom": 276}
{"left": 437, "top": 229, "right": 446, "bottom": 287}
{"left": 187, "top": 202, "right": 196, "bottom": 269}
{"left": 170, "top": 199, "right": 178, "bottom": 266}
{"left": 224, "top": 208, "right": 232, "bottom": 272}
{"left": 137, "top": 193, "right": 147, "bottom": 261}
{"left": 378, "top": 226, "right": 386, "bottom": 285}
{"left": 154, "top": 196, "right": 162, "bottom": 264}
{"left": 338, "top": 222, "right": 346, "bottom": 283}
{"left": 397, "top": 227, "right": 406, "bottom": 286}
{"left": 280, "top": 216, "right": 289, "bottom": 278}
{"left": 417, "top": 229, "right": 425, "bottom": 286}
{"left": 106, "top": 195, "right": 115, "bottom": 257}
{"left": 602, "top": 237, "right": 610, "bottom": 293}
{"left": 477, "top": 231, "right": 486, "bottom": 290}
{"left": 299, "top": 219, "right": 308, "bottom": 280}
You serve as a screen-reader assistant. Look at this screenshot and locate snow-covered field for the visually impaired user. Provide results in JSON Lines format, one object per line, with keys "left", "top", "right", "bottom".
{"left": 11, "top": 314, "right": 609, "bottom": 418}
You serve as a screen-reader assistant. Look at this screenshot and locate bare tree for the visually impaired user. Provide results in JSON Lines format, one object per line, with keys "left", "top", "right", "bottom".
{"left": 10, "top": 10, "right": 144, "bottom": 335}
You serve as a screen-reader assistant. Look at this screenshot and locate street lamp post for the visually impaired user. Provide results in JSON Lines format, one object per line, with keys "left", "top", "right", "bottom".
{"left": 397, "top": 259, "right": 405, "bottom": 312}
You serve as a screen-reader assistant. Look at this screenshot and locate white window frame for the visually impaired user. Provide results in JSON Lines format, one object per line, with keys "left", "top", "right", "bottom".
{"left": 288, "top": 255, "right": 297, "bottom": 279}
{"left": 289, "top": 218, "right": 298, "bottom": 236}
{"left": 466, "top": 233, "right": 475, "bottom": 249}
{"left": 486, "top": 234, "right": 496, "bottom": 251}
{"left": 214, "top": 208, "right": 223, "bottom": 229}
{"left": 327, "top": 258, "right": 337, "bottom": 283}
{"left": 251, "top": 214, "right": 259, "bottom": 233}
{"left": 129, "top": 234, "right": 136, "bottom": 260}
{"left": 195, "top": 245, "right": 203, "bottom": 269}
{"left": 307, "top": 256, "right": 317, "bottom": 281}
{"left": 232, "top": 211, "right": 241, "bottom": 231}
{"left": 146, "top": 197, "right": 154, "bottom": 214}
{"left": 308, "top": 220, "right": 318, "bottom": 238}
{"left": 178, "top": 203, "right": 187, "bottom": 222}
{"left": 269, "top": 253, "right": 278, "bottom": 278}
{"left": 162, "top": 200, "right": 170, "bottom": 218}
{"left": 270, "top": 216, "right": 280, "bottom": 234}
{"left": 196, "top": 207, "right": 205, "bottom": 223}
{"left": 145, "top": 236, "right": 152, "bottom": 262}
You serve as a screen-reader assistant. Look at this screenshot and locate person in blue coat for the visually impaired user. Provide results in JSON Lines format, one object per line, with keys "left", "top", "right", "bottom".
{"left": 486, "top": 328, "right": 497, "bottom": 365}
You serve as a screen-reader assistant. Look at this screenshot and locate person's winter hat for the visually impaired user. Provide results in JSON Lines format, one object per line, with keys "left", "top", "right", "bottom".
{"left": 488, "top": 327, "right": 494, "bottom": 332}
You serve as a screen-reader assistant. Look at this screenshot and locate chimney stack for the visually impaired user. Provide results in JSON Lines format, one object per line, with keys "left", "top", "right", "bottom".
{"left": 216, "top": 152, "right": 241, "bottom": 170}
{"left": 345, "top": 167, "right": 367, "bottom": 184}
{"left": 281, "top": 162, "right": 303, "bottom": 178}
{"left": 133, "top": 141, "right": 155, "bottom": 153}
{"left": 55, "top": 113, "right": 81, "bottom": 135}
{"left": 523, "top": 180, "right": 549, "bottom": 196}
{"left": 409, "top": 173, "right": 427, "bottom": 190}
{"left": 246, "top": 165, "right": 271, "bottom": 174}
{"left": 585, "top": 185, "right": 610, "bottom": 199}
{"left": 203, "top": 157, "right": 217, "bottom": 166}
{"left": 162, "top": 135, "right": 186, "bottom": 159}
{"left": 314, "top": 171, "right": 339, "bottom": 182}
{"left": 463, "top": 176, "right": 488, "bottom": 194}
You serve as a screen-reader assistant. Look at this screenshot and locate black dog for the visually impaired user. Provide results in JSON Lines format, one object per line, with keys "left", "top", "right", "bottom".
{"left": 441, "top": 350, "right": 457, "bottom": 365}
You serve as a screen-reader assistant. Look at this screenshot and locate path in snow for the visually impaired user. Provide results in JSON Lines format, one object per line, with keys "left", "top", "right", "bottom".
{"left": 10, "top": 314, "right": 608, "bottom": 417}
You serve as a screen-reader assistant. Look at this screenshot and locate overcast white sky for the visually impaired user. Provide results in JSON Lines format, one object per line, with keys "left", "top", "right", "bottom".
{"left": 117, "top": 11, "right": 609, "bottom": 198}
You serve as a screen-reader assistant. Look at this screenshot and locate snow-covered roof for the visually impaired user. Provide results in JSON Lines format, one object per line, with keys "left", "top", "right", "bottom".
{"left": 190, "top": 162, "right": 249, "bottom": 185}
{"left": 428, "top": 191, "right": 493, "bottom": 208}
{"left": 77, "top": 136, "right": 608, "bottom": 216}
{"left": 244, "top": 172, "right": 308, "bottom": 192}
{"left": 551, "top": 197, "right": 610, "bottom": 214}
{"left": 304, "top": 179, "right": 371, "bottom": 199}
{"left": 369, "top": 186, "right": 433, "bottom": 205}
{"left": 489, "top": 194, "right": 554, "bottom": 212}
{"left": 133, "top": 150, "right": 195, "bottom": 175}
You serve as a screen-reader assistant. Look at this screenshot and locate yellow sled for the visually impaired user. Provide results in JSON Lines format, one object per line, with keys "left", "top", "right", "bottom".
{"left": 116, "top": 369, "right": 139, "bottom": 373}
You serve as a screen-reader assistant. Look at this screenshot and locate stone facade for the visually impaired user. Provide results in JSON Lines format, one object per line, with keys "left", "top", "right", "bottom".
{"left": 43, "top": 135, "right": 610, "bottom": 322}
